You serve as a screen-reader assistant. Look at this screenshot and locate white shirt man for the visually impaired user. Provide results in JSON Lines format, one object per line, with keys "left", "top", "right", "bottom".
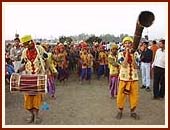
{"left": 152, "top": 39, "right": 165, "bottom": 100}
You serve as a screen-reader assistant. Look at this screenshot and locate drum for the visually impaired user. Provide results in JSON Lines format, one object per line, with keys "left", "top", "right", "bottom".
{"left": 10, "top": 73, "right": 47, "bottom": 94}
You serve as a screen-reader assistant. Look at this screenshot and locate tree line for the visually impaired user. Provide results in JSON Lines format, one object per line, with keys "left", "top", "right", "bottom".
{"left": 58, "top": 33, "right": 130, "bottom": 46}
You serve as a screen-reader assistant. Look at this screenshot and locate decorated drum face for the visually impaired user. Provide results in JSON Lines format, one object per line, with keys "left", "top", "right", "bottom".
{"left": 10, "top": 73, "right": 47, "bottom": 94}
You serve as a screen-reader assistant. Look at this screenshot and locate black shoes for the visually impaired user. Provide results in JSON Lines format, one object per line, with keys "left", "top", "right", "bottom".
{"left": 152, "top": 97, "right": 160, "bottom": 100}
{"left": 140, "top": 85, "right": 146, "bottom": 89}
{"left": 152, "top": 96, "right": 164, "bottom": 101}
{"left": 145, "top": 87, "right": 151, "bottom": 92}
{"left": 141, "top": 85, "right": 151, "bottom": 92}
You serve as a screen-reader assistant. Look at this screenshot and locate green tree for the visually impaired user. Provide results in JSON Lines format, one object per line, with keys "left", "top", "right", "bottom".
{"left": 86, "top": 35, "right": 102, "bottom": 47}
{"left": 59, "top": 36, "right": 73, "bottom": 44}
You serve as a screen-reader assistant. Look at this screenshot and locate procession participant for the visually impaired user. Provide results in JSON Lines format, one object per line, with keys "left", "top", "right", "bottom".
{"left": 68, "top": 47, "right": 75, "bottom": 73}
{"left": 18, "top": 35, "right": 48, "bottom": 124}
{"left": 86, "top": 47, "right": 94, "bottom": 84}
{"left": 91, "top": 42, "right": 99, "bottom": 74}
{"left": 97, "top": 44, "right": 107, "bottom": 80}
{"left": 79, "top": 42, "right": 89, "bottom": 84}
{"left": 73, "top": 45, "right": 80, "bottom": 74}
{"left": 108, "top": 43, "right": 119, "bottom": 98}
{"left": 116, "top": 36, "right": 140, "bottom": 120}
{"left": 57, "top": 43, "right": 69, "bottom": 85}
{"left": 104, "top": 47, "right": 109, "bottom": 80}
{"left": 41, "top": 42, "right": 57, "bottom": 99}
{"left": 52, "top": 45, "right": 61, "bottom": 85}
{"left": 53, "top": 45, "right": 60, "bottom": 70}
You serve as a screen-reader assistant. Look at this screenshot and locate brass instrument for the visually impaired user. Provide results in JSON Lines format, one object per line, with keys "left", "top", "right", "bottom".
{"left": 133, "top": 11, "right": 155, "bottom": 52}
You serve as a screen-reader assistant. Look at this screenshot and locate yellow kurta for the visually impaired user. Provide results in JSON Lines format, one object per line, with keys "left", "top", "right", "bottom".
{"left": 47, "top": 53, "right": 58, "bottom": 74}
{"left": 57, "top": 52, "right": 67, "bottom": 69}
{"left": 80, "top": 52, "right": 88, "bottom": 69}
{"left": 108, "top": 54, "right": 119, "bottom": 76}
{"left": 118, "top": 52, "right": 139, "bottom": 81}
{"left": 98, "top": 51, "right": 107, "bottom": 65}
{"left": 87, "top": 53, "right": 93, "bottom": 68}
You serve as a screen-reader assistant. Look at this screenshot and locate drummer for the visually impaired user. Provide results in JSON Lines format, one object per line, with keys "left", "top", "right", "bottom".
{"left": 17, "top": 35, "right": 48, "bottom": 124}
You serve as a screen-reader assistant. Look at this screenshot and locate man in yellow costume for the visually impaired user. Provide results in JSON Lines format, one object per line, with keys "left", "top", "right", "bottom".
{"left": 57, "top": 43, "right": 69, "bottom": 84}
{"left": 18, "top": 35, "right": 48, "bottom": 124}
{"left": 79, "top": 42, "right": 93, "bottom": 84}
{"left": 108, "top": 43, "right": 119, "bottom": 98}
{"left": 116, "top": 36, "right": 140, "bottom": 120}
{"left": 41, "top": 42, "right": 58, "bottom": 99}
{"left": 97, "top": 45, "right": 107, "bottom": 80}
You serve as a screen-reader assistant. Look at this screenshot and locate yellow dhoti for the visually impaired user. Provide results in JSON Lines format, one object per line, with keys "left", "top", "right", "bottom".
{"left": 24, "top": 94, "right": 43, "bottom": 110}
{"left": 117, "top": 80, "right": 139, "bottom": 110}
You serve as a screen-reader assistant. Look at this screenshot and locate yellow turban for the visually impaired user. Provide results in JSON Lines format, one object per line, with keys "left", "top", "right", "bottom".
{"left": 110, "top": 43, "right": 118, "bottom": 50}
{"left": 20, "top": 35, "right": 32, "bottom": 44}
{"left": 122, "top": 36, "right": 133, "bottom": 44}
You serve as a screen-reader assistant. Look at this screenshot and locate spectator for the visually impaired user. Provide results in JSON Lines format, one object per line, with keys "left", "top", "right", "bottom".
{"left": 140, "top": 41, "right": 153, "bottom": 91}
{"left": 152, "top": 39, "right": 165, "bottom": 100}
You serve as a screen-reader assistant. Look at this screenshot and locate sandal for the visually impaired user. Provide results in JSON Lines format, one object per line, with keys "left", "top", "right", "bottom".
{"left": 115, "top": 112, "right": 122, "bottom": 120}
{"left": 130, "top": 113, "right": 140, "bottom": 120}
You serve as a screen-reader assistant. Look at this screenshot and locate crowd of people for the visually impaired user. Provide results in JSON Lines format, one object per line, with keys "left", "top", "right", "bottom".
{"left": 5, "top": 34, "right": 165, "bottom": 124}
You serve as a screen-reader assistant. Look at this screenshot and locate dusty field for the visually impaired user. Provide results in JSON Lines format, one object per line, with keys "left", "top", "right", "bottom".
{"left": 5, "top": 73, "right": 165, "bottom": 126}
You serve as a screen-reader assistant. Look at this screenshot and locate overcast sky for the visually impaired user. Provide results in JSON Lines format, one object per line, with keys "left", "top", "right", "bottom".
{"left": 3, "top": 2, "right": 168, "bottom": 40}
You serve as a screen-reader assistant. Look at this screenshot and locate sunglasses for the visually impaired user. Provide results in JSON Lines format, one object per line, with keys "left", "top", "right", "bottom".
{"left": 24, "top": 41, "right": 32, "bottom": 46}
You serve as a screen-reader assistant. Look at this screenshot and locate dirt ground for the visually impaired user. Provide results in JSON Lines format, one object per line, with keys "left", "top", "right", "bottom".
{"left": 5, "top": 72, "right": 165, "bottom": 126}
